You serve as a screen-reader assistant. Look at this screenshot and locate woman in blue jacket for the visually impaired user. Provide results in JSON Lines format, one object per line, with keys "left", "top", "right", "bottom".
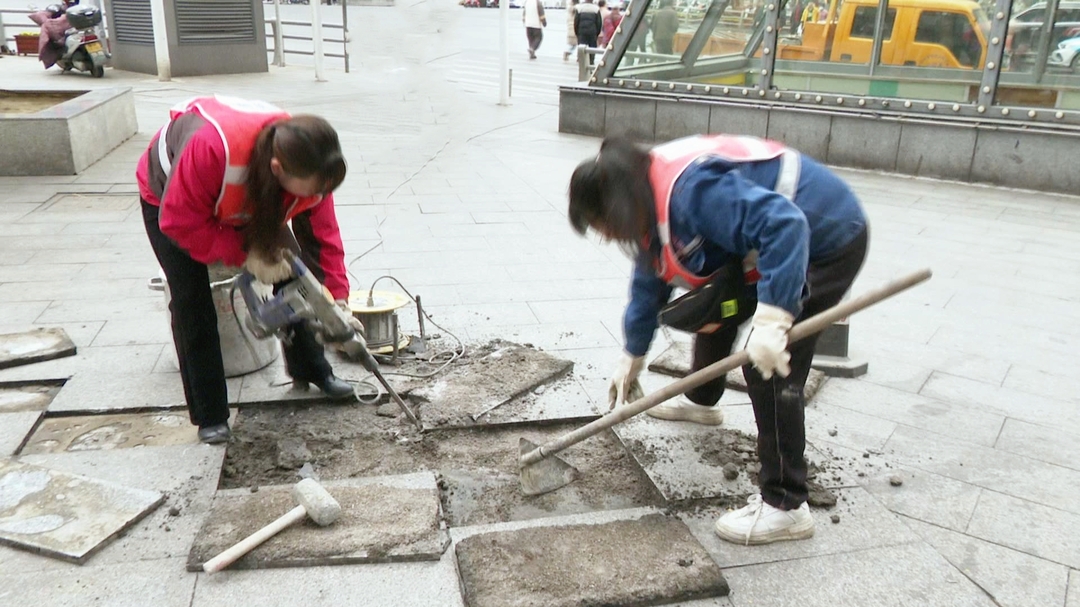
{"left": 568, "top": 135, "right": 868, "bottom": 545}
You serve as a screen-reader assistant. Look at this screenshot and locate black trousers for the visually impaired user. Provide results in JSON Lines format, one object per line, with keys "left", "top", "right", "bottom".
{"left": 526, "top": 27, "right": 543, "bottom": 51}
{"left": 685, "top": 228, "right": 868, "bottom": 510}
{"left": 141, "top": 200, "right": 333, "bottom": 428}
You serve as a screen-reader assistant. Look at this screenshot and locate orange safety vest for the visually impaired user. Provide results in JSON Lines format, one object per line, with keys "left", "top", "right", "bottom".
{"left": 158, "top": 96, "right": 325, "bottom": 226}
{"left": 647, "top": 134, "right": 800, "bottom": 290}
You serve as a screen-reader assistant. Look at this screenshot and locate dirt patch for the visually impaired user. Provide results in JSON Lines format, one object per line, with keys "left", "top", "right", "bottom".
{"left": 222, "top": 403, "right": 663, "bottom": 527}
{"left": 0, "top": 92, "right": 80, "bottom": 115}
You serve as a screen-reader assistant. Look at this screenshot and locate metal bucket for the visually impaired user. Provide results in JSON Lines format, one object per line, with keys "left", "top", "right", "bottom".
{"left": 148, "top": 266, "right": 279, "bottom": 378}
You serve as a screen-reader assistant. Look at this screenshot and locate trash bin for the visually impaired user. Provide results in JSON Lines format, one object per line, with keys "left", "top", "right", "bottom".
{"left": 148, "top": 265, "right": 278, "bottom": 378}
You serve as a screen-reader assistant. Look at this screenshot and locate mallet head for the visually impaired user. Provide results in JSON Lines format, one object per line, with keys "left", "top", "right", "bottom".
{"left": 292, "top": 478, "right": 342, "bottom": 526}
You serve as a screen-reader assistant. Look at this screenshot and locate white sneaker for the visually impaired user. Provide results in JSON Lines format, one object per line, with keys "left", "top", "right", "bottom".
{"left": 645, "top": 397, "right": 725, "bottom": 425}
{"left": 714, "top": 494, "right": 815, "bottom": 545}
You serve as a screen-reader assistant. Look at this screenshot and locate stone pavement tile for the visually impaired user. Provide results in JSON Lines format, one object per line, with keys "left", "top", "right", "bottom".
{"left": 855, "top": 356, "right": 933, "bottom": 394}
{"left": 527, "top": 297, "right": 626, "bottom": 324}
{"left": 1002, "top": 364, "right": 1080, "bottom": 404}
{"left": 34, "top": 297, "right": 164, "bottom": 323}
{"left": 0, "top": 327, "right": 76, "bottom": 370}
{"left": 904, "top": 518, "right": 1070, "bottom": 607}
{"left": 882, "top": 425, "right": 1080, "bottom": 516}
{"left": 1070, "top": 569, "right": 1080, "bottom": 607}
{"left": 21, "top": 410, "right": 199, "bottom": 454}
{"left": 0, "top": 278, "right": 147, "bottom": 302}
{"left": 0, "top": 459, "right": 163, "bottom": 564}
{"left": 929, "top": 325, "right": 1070, "bottom": 374}
{"left": 850, "top": 327, "right": 1011, "bottom": 386}
{"left": 0, "top": 383, "right": 59, "bottom": 413}
{"left": 455, "top": 278, "right": 629, "bottom": 305}
{"left": 46, "top": 371, "right": 187, "bottom": 414}
{"left": 423, "top": 301, "right": 539, "bottom": 327}
{"left": 0, "top": 343, "right": 163, "bottom": 383}
{"left": 1, "top": 234, "right": 111, "bottom": 252}
{"left": 721, "top": 542, "right": 997, "bottom": 607}
{"left": 0, "top": 301, "right": 49, "bottom": 325}
{"left": 0, "top": 557, "right": 195, "bottom": 607}
{"left": 455, "top": 513, "right": 728, "bottom": 607}
{"left": 0, "top": 411, "right": 44, "bottom": 456}
{"left": 507, "top": 261, "right": 630, "bottom": 282}
{"left": 59, "top": 220, "right": 147, "bottom": 235}
{"left": 860, "top": 468, "right": 982, "bottom": 532}
{"left": 17, "top": 444, "right": 225, "bottom": 568}
{"left": 681, "top": 487, "right": 916, "bottom": 569}
{"left": 192, "top": 553, "right": 464, "bottom": 607}
{"left": 813, "top": 378, "right": 1005, "bottom": 448}
{"left": 77, "top": 260, "right": 163, "bottom": 281}
{"left": 28, "top": 247, "right": 141, "bottom": 265}
{"left": 466, "top": 319, "right": 619, "bottom": 351}
{"left": 804, "top": 400, "right": 897, "bottom": 453}
{"left": 994, "top": 417, "right": 1080, "bottom": 471}
{"left": 0, "top": 263, "right": 85, "bottom": 282}
{"left": 188, "top": 472, "right": 449, "bottom": 570}
{"left": 966, "top": 490, "right": 1080, "bottom": 569}
{"left": 0, "top": 250, "right": 35, "bottom": 265}
{"left": 0, "top": 322, "right": 103, "bottom": 349}
{"left": 920, "top": 372, "right": 1080, "bottom": 435}
{"left": 90, "top": 318, "right": 177, "bottom": 347}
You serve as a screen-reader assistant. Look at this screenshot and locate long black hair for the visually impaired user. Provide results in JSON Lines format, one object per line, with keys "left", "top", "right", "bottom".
{"left": 568, "top": 136, "right": 656, "bottom": 258}
{"left": 243, "top": 115, "right": 347, "bottom": 259}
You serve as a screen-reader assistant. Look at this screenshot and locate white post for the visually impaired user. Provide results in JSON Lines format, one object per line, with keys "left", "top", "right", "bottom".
{"left": 149, "top": 0, "right": 170, "bottom": 81}
{"left": 312, "top": 0, "right": 326, "bottom": 82}
{"left": 498, "top": 0, "right": 510, "bottom": 105}
{"left": 273, "top": 0, "right": 284, "bottom": 67}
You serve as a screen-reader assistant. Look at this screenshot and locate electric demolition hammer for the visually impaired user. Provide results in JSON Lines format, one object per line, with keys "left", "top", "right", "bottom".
{"left": 237, "top": 252, "right": 422, "bottom": 430}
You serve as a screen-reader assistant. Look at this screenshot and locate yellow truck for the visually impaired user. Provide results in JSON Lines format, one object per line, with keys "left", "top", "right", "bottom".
{"left": 780, "top": 0, "right": 991, "bottom": 68}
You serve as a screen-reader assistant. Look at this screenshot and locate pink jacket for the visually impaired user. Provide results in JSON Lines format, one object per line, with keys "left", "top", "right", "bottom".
{"left": 136, "top": 122, "right": 350, "bottom": 300}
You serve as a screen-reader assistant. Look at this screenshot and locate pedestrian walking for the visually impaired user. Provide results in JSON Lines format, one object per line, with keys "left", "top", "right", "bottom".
{"left": 650, "top": 0, "right": 678, "bottom": 54}
{"left": 137, "top": 96, "right": 360, "bottom": 444}
{"left": 599, "top": 4, "right": 622, "bottom": 47}
{"left": 567, "top": 134, "right": 869, "bottom": 545}
{"left": 574, "top": 0, "right": 603, "bottom": 63}
{"left": 523, "top": 0, "right": 547, "bottom": 59}
{"left": 565, "top": 0, "right": 580, "bottom": 61}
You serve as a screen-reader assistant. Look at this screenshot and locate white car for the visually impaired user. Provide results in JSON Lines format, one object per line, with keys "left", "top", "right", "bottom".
{"left": 1049, "top": 36, "right": 1080, "bottom": 68}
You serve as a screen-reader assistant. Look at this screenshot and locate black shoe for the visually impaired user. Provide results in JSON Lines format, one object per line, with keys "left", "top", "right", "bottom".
{"left": 315, "top": 375, "right": 356, "bottom": 400}
{"left": 198, "top": 423, "right": 231, "bottom": 444}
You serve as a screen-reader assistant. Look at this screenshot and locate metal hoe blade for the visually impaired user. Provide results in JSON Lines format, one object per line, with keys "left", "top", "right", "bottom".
{"left": 518, "top": 438, "right": 578, "bottom": 496}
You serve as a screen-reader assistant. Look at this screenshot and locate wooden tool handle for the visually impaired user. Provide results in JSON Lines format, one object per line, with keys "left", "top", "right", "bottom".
{"left": 202, "top": 505, "right": 307, "bottom": 574}
{"left": 520, "top": 268, "right": 933, "bottom": 467}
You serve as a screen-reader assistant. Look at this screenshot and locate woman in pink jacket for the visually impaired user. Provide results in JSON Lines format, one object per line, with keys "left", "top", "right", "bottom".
{"left": 137, "top": 96, "right": 356, "bottom": 444}
{"left": 599, "top": 4, "right": 622, "bottom": 47}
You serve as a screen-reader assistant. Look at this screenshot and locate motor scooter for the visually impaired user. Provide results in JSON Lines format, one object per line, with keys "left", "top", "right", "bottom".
{"left": 29, "top": 3, "right": 109, "bottom": 77}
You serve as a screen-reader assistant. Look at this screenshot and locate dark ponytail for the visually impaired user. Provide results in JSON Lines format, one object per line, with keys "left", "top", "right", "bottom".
{"left": 568, "top": 136, "right": 656, "bottom": 257}
{"left": 243, "top": 115, "right": 347, "bottom": 259}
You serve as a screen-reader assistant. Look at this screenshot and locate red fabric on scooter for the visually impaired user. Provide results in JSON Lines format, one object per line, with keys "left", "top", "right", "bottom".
{"left": 28, "top": 10, "right": 71, "bottom": 69}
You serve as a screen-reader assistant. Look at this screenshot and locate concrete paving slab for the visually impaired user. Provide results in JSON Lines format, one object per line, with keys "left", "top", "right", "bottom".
{"left": 188, "top": 472, "right": 450, "bottom": 571}
{"left": 455, "top": 513, "right": 729, "bottom": 607}
{"left": 966, "top": 490, "right": 1080, "bottom": 569}
{"left": 16, "top": 444, "right": 225, "bottom": 568}
{"left": 409, "top": 341, "right": 573, "bottom": 429}
{"left": 993, "top": 417, "right": 1080, "bottom": 472}
{"left": 0, "top": 382, "right": 60, "bottom": 413}
{"left": 0, "top": 557, "right": 195, "bottom": 607}
{"left": 721, "top": 541, "right": 997, "bottom": 607}
{"left": 860, "top": 468, "right": 982, "bottom": 532}
{"left": 680, "top": 487, "right": 917, "bottom": 569}
{"left": 804, "top": 399, "right": 898, "bottom": 453}
{"left": 920, "top": 372, "right": 1080, "bottom": 435}
{"left": 46, "top": 371, "right": 187, "bottom": 414}
{"left": 1069, "top": 569, "right": 1080, "bottom": 607}
{"left": 0, "top": 328, "right": 76, "bottom": 370}
{"left": 192, "top": 552, "right": 465, "bottom": 607}
{"left": 882, "top": 424, "right": 1080, "bottom": 516}
{"left": 0, "top": 460, "right": 163, "bottom": 563}
{"left": 21, "top": 410, "right": 198, "bottom": 454}
{"left": 0, "top": 411, "right": 44, "bottom": 456}
{"left": 906, "top": 518, "right": 1070, "bottom": 607}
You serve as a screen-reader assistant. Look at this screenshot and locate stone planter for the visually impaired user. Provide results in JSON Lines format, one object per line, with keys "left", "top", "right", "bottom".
{"left": 0, "top": 87, "right": 137, "bottom": 176}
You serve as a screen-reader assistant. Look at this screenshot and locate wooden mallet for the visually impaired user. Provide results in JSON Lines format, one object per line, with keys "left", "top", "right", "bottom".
{"left": 202, "top": 478, "right": 342, "bottom": 574}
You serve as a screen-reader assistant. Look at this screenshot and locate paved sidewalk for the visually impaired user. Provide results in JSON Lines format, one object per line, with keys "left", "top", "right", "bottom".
{"left": 2, "top": 1, "right": 1080, "bottom": 605}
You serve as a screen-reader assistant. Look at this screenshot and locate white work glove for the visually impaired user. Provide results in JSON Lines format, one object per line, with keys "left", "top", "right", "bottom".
{"left": 243, "top": 252, "right": 293, "bottom": 285}
{"left": 746, "top": 303, "right": 794, "bottom": 380}
{"left": 607, "top": 352, "right": 645, "bottom": 409}
{"left": 335, "top": 299, "right": 366, "bottom": 338}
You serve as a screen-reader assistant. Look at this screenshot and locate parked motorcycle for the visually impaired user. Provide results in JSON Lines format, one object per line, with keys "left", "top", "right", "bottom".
{"left": 29, "top": 3, "right": 109, "bottom": 77}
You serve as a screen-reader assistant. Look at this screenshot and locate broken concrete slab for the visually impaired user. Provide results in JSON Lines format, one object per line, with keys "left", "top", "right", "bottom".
{"left": 0, "top": 328, "right": 76, "bottom": 370}
{"left": 424, "top": 375, "right": 597, "bottom": 430}
{"left": 647, "top": 341, "right": 828, "bottom": 401}
{"left": 20, "top": 410, "right": 197, "bottom": 455}
{"left": 408, "top": 341, "right": 574, "bottom": 430}
{"left": 16, "top": 444, "right": 225, "bottom": 568}
{"left": 0, "top": 460, "right": 163, "bottom": 564}
{"left": 187, "top": 472, "right": 450, "bottom": 571}
{"left": 454, "top": 513, "right": 729, "bottom": 607}
{"left": 0, "top": 382, "right": 61, "bottom": 413}
{"left": 0, "top": 411, "right": 44, "bottom": 456}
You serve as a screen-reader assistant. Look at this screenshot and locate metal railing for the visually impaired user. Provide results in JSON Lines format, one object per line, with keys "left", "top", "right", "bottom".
{"left": 0, "top": 8, "right": 37, "bottom": 53}
{"left": 576, "top": 45, "right": 605, "bottom": 82}
{"left": 265, "top": 0, "right": 350, "bottom": 75}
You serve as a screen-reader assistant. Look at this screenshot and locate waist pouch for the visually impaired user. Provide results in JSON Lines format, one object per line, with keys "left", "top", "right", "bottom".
{"left": 658, "top": 260, "right": 758, "bottom": 334}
